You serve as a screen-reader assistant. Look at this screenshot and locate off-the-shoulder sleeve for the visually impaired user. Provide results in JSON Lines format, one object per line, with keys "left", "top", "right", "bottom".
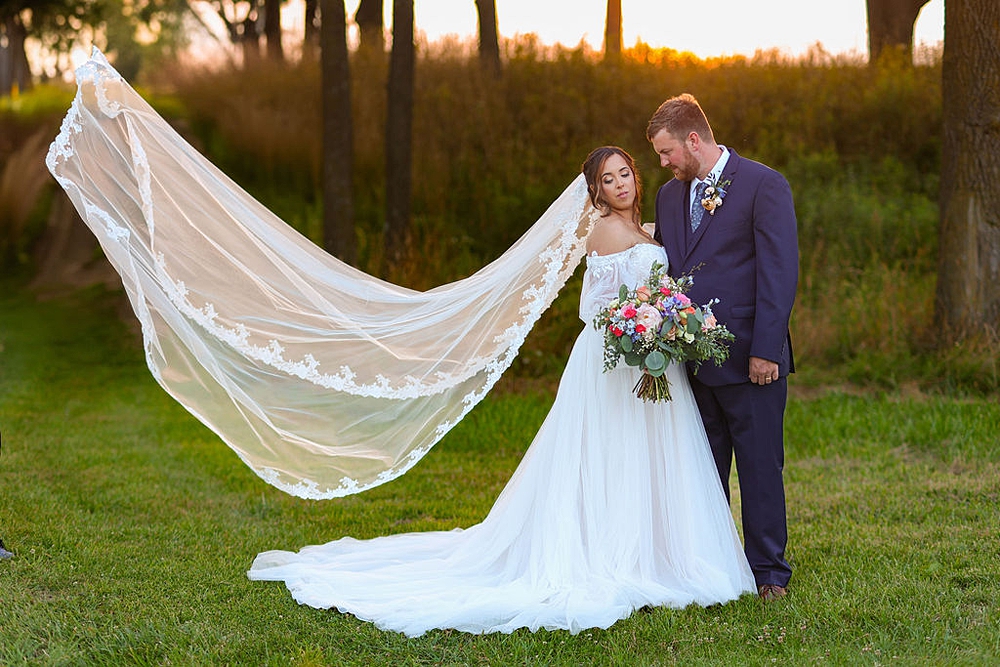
{"left": 578, "top": 244, "right": 670, "bottom": 325}
{"left": 579, "top": 253, "right": 625, "bottom": 324}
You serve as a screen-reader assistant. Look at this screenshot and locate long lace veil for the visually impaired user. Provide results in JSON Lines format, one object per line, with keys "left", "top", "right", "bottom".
{"left": 45, "top": 49, "right": 597, "bottom": 499}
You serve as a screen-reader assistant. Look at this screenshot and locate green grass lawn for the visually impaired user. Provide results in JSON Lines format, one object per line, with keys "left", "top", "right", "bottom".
{"left": 1, "top": 283, "right": 998, "bottom": 666}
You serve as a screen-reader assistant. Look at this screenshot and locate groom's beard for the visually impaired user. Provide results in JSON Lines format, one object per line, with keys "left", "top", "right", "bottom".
{"left": 669, "top": 146, "right": 700, "bottom": 182}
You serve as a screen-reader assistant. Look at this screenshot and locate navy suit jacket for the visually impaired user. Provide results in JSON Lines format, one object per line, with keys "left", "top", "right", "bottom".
{"left": 653, "top": 149, "right": 798, "bottom": 386}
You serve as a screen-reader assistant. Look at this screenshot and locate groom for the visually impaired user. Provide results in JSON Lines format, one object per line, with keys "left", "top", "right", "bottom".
{"left": 646, "top": 94, "right": 798, "bottom": 601}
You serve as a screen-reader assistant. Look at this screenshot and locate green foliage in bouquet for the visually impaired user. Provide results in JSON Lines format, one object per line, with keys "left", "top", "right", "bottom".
{"left": 593, "top": 262, "right": 734, "bottom": 401}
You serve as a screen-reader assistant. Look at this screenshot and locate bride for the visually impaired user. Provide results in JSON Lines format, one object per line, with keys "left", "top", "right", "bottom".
{"left": 47, "top": 51, "right": 755, "bottom": 637}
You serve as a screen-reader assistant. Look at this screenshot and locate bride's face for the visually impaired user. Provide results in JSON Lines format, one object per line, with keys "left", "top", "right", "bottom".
{"left": 598, "top": 154, "right": 637, "bottom": 214}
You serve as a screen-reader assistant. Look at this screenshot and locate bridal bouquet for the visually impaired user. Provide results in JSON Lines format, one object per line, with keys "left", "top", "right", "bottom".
{"left": 593, "top": 262, "right": 734, "bottom": 402}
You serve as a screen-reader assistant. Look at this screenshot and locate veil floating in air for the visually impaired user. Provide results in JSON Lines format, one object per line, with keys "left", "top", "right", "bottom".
{"left": 46, "top": 49, "right": 597, "bottom": 499}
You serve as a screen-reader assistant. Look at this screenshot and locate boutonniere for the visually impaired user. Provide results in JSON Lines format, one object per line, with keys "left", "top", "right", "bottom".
{"left": 701, "top": 175, "right": 731, "bottom": 215}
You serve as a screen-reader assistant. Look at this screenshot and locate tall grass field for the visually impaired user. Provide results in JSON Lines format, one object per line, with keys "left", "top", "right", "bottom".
{"left": 4, "top": 41, "right": 994, "bottom": 394}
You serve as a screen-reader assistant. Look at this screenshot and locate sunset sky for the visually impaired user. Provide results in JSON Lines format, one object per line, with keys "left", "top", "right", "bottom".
{"left": 342, "top": 0, "right": 945, "bottom": 59}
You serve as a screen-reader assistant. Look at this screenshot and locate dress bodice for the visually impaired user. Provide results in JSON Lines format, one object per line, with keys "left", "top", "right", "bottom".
{"left": 579, "top": 243, "right": 668, "bottom": 323}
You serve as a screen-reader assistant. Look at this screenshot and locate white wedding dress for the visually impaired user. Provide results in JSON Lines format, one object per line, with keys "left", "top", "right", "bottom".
{"left": 248, "top": 243, "right": 756, "bottom": 636}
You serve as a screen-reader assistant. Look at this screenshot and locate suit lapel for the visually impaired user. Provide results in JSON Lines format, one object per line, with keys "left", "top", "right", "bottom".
{"left": 682, "top": 151, "right": 741, "bottom": 265}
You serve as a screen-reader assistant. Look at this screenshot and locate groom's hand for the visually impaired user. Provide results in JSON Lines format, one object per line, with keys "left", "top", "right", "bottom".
{"left": 749, "top": 357, "right": 779, "bottom": 385}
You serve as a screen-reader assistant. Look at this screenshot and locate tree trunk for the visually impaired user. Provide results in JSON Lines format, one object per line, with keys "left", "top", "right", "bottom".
{"left": 866, "top": 0, "right": 930, "bottom": 62}
{"left": 604, "top": 0, "right": 622, "bottom": 61}
{"left": 475, "top": 0, "right": 501, "bottom": 77}
{"left": 0, "top": 21, "right": 11, "bottom": 96}
{"left": 1, "top": 14, "right": 32, "bottom": 95}
{"left": 383, "top": 0, "right": 414, "bottom": 271}
{"left": 355, "top": 0, "right": 384, "bottom": 54}
{"left": 241, "top": 11, "right": 262, "bottom": 65}
{"left": 264, "top": 0, "right": 284, "bottom": 62}
{"left": 935, "top": 0, "right": 1000, "bottom": 342}
{"left": 319, "top": 0, "right": 355, "bottom": 263}
{"left": 303, "top": 0, "right": 319, "bottom": 60}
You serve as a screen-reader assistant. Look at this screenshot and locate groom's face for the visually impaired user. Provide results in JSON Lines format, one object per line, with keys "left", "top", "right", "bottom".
{"left": 650, "top": 130, "right": 698, "bottom": 182}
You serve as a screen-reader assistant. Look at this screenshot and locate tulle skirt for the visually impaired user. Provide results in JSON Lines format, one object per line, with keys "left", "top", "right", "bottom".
{"left": 248, "top": 326, "right": 756, "bottom": 636}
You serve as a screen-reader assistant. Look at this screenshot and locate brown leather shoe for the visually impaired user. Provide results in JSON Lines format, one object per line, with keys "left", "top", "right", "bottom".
{"left": 758, "top": 584, "right": 787, "bottom": 602}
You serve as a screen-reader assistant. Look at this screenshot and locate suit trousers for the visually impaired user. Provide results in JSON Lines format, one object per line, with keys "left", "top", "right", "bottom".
{"left": 688, "top": 373, "right": 792, "bottom": 588}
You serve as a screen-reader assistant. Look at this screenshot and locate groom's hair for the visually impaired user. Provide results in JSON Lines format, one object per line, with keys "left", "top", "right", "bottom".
{"left": 646, "top": 93, "right": 715, "bottom": 144}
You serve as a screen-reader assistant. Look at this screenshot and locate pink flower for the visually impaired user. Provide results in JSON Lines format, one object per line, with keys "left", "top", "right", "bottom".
{"left": 635, "top": 285, "right": 651, "bottom": 302}
{"left": 676, "top": 294, "right": 691, "bottom": 307}
{"left": 636, "top": 303, "right": 663, "bottom": 333}
{"left": 621, "top": 304, "right": 638, "bottom": 319}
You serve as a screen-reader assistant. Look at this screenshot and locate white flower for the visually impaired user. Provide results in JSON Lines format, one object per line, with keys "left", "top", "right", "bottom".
{"left": 636, "top": 303, "right": 663, "bottom": 332}
{"left": 700, "top": 176, "right": 731, "bottom": 215}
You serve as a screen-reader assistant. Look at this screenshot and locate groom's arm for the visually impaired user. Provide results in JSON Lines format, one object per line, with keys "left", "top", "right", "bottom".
{"left": 750, "top": 169, "right": 798, "bottom": 367}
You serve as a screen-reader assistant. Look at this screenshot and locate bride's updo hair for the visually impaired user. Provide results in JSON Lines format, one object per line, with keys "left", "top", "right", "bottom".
{"left": 582, "top": 146, "right": 643, "bottom": 225}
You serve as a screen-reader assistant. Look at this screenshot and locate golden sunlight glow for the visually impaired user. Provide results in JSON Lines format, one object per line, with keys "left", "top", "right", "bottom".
{"left": 373, "top": 0, "right": 945, "bottom": 60}
{"left": 136, "top": 0, "right": 945, "bottom": 74}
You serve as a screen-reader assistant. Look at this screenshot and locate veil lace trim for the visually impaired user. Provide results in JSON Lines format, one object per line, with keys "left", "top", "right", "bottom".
{"left": 46, "top": 49, "right": 598, "bottom": 499}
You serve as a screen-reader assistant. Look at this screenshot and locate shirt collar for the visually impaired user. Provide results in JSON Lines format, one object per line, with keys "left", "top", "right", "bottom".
{"left": 690, "top": 146, "right": 730, "bottom": 198}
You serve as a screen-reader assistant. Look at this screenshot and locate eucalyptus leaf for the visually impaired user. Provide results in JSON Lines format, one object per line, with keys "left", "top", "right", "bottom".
{"left": 645, "top": 350, "right": 666, "bottom": 371}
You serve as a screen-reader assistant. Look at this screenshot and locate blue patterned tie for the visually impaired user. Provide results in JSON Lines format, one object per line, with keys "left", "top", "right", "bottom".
{"left": 691, "top": 181, "right": 708, "bottom": 232}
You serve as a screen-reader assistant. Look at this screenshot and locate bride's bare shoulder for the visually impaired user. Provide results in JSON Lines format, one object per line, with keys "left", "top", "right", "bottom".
{"left": 586, "top": 218, "right": 635, "bottom": 256}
